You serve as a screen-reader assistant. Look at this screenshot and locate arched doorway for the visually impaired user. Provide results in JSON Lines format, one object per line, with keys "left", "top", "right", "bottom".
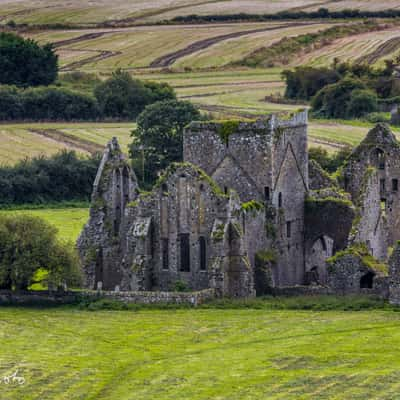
{"left": 360, "top": 271, "right": 375, "bottom": 289}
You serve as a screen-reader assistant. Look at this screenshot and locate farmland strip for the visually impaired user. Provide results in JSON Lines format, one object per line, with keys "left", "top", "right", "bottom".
{"left": 357, "top": 36, "right": 400, "bottom": 64}
{"left": 52, "top": 32, "right": 118, "bottom": 48}
{"left": 150, "top": 22, "right": 318, "bottom": 67}
{"left": 29, "top": 129, "right": 103, "bottom": 154}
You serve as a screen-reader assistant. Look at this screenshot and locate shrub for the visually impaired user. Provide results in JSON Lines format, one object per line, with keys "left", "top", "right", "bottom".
{"left": 347, "top": 89, "right": 378, "bottom": 118}
{"left": 309, "top": 146, "right": 352, "bottom": 173}
{"left": 0, "top": 85, "right": 22, "bottom": 120}
{"left": 311, "top": 77, "right": 366, "bottom": 119}
{"left": 21, "top": 87, "right": 100, "bottom": 121}
{"left": 365, "top": 112, "right": 391, "bottom": 123}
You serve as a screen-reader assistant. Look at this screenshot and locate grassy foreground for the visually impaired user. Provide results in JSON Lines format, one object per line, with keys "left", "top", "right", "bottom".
{"left": 1, "top": 305, "right": 400, "bottom": 399}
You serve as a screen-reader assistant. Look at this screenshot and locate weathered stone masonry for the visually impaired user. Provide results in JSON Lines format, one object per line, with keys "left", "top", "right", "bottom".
{"left": 78, "top": 113, "right": 400, "bottom": 300}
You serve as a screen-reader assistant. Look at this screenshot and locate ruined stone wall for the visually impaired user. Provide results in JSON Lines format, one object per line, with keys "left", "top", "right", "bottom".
{"left": 327, "top": 246, "right": 388, "bottom": 296}
{"left": 77, "top": 138, "right": 139, "bottom": 291}
{"left": 273, "top": 144, "right": 307, "bottom": 286}
{"left": 308, "top": 159, "right": 337, "bottom": 190}
{"left": 389, "top": 243, "right": 400, "bottom": 305}
{"left": 350, "top": 168, "right": 388, "bottom": 261}
{"left": 271, "top": 111, "right": 309, "bottom": 192}
{"left": 343, "top": 124, "right": 400, "bottom": 245}
{"left": 304, "top": 191, "right": 355, "bottom": 285}
{"left": 125, "top": 164, "right": 230, "bottom": 292}
{"left": 183, "top": 111, "right": 308, "bottom": 203}
{"left": 184, "top": 120, "right": 272, "bottom": 202}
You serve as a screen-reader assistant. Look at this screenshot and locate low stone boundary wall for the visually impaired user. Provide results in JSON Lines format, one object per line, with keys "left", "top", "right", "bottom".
{"left": 0, "top": 288, "right": 217, "bottom": 306}
{"left": 0, "top": 290, "right": 77, "bottom": 305}
{"left": 271, "top": 282, "right": 389, "bottom": 299}
{"left": 270, "top": 286, "right": 331, "bottom": 297}
{"left": 83, "top": 288, "right": 217, "bottom": 306}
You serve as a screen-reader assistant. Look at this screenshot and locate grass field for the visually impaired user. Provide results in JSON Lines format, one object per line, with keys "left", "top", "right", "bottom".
{"left": 0, "top": 208, "right": 89, "bottom": 243}
{"left": 1, "top": 306, "right": 400, "bottom": 399}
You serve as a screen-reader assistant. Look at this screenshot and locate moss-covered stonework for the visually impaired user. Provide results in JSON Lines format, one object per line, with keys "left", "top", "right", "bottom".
{"left": 305, "top": 193, "right": 355, "bottom": 254}
{"left": 308, "top": 159, "right": 338, "bottom": 190}
{"left": 327, "top": 243, "right": 388, "bottom": 295}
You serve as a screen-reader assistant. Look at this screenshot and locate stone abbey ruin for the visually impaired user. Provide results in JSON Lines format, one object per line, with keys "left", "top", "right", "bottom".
{"left": 77, "top": 110, "right": 400, "bottom": 303}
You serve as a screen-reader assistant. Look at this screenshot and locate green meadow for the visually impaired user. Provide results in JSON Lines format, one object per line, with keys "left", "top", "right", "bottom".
{"left": 1, "top": 307, "right": 400, "bottom": 399}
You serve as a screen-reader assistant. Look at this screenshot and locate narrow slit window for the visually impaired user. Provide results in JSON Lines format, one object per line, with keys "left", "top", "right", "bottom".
{"left": 162, "top": 239, "right": 169, "bottom": 270}
{"left": 286, "top": 221, "right": 291, "bottom": 238}
{"left": 278, "top": 192, "right": 282, "bottom": 208}
{"left": 199, "top": 236, "right": 206, "bottom": 271}
{"left": 264, "top": 187, "right": 270, "bottom": 202}
{"left": 393, "top": 179, "right": 398, "bottom": 192}
{"left": 180, "top": 233, "right": 190, "bottom": 272}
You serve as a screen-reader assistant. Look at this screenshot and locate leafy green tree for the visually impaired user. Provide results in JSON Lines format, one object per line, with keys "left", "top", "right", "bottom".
{"left": 130, "top": 100, "right": 201, "bottom": 186}
{"left": 347, "top": 89, "right": 377, "bottom": 118}
{"left": 0, "top": 215, "right": 81, "bottom": 290}
{"left": 0, "top": 32, "right": 58, "bottom": 87}
{"left": 94, "top": 70, "right": 175, "bottom": 120}
{"left": 282, "top": 67, "right": 340, "bottom": 100}
{"left": 311, "top": 77, "right": 366, "bottom": 118}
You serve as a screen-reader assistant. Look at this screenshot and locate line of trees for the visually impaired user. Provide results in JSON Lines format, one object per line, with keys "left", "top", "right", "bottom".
{"left": 171, "top": 8, "right": 400, "bottom": 23}
{"left": 0, "top": 151, "right": 100, "bottom": 205}
{"left": 0, "top": 70, "right": 176, "bottom": 122}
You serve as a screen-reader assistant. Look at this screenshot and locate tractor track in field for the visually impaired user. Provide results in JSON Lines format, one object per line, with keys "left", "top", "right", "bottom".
{"left": 52, "top": 32, "right": 120, "bottom": 48}
{"left": 149, "top": 22, "right": 320, "bottom": 68}
{"left": 59, "top": 49, "right": 122, "bottom": 71}
{"left": 29, "top": 129, "right": 103, "bottom": 154}
{"left": 357, "top": 36, "right": 400, "bottom": 65}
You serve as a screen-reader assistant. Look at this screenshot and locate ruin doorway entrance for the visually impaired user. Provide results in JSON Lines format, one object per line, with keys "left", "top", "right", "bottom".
{"left": 360, "top": 271, "right": 375, "bottom": 289}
